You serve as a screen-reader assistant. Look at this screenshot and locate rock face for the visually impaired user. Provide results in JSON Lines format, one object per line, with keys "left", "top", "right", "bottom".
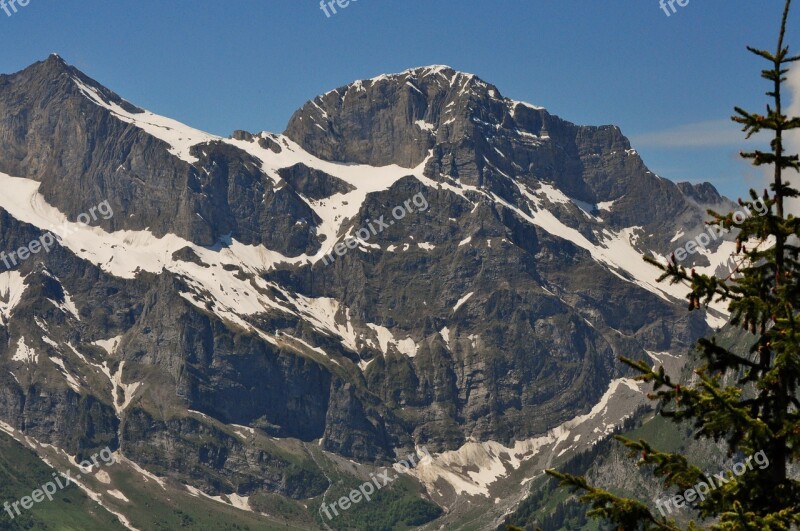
{"left": 0, "top": 57, "right": 734, "bottom": 509}
{"left": 0, "top": 55, "right": 325, "bottom": 253}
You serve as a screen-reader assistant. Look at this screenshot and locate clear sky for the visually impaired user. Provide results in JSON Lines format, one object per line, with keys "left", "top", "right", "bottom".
{"left": 0, "top": 0, "right": 797, "bottom": 200}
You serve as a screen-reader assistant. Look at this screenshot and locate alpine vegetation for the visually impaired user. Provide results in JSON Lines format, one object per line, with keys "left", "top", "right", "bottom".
{"left": 653, "top": 450, "right": 770, "bottom": 516}
{"left": 3, "top": 446, "right": 116, "bottom": 520}
{"left": 0, "top": 14, "right": 790, "bottom": 530}
{"left": 0, "top": 55, "right": 749, "bottom": 530}
{"left": 319, "top": 447, "right": 432, "bottom": 520}
{"left": 544, "top": 2, "right": 800, "bottom": 529}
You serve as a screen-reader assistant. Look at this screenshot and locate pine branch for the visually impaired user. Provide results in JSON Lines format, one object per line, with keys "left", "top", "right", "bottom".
{"left": 544, "top": 2, "right": 800, "bottom": 527}
{"left": 544, "top": 470, "right": 682, "bottom": 530}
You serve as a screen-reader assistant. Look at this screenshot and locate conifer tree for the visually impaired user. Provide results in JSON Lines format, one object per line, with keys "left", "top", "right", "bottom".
{"left": 542, "top": 1, "right": 800, "bottom": 529}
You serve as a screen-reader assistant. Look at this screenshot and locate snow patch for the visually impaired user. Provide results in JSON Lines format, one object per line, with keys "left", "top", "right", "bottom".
{"left": 120, "top": 456, "right": 167, "bottom": 490}
{"left": 93, "top": 336, "right": 123, "bottom": 356}
{"left": 409, "top": 376, "right": 647, "bottom": 497}
{"left": 453, "top": 292, "right": 473, "bottom": 312}
{"left": 46, "top": 288, "right": 80, "bottom": 320}
{"left": 42, "top": 336, "right": 60, "bottom": 350}
{"left": 289, "top": 295, "right": 358, "bottom": 352}
{"left": 48, "top": 356, "right": 81, "bottom": 392}
{"left": 415, "top": 120, "right": 436, "bottom": 132}
{"left": 184, "top": 484, "right": 253, "bottom": 513}
{"left": 596, "top": 199, "right": 617, "bottom": 212}
{"left": 366, "top": 323, "right": 418, "bottom": 358}
{"left": 0, "top": 272, "right": 27, "bottom": 325}
{"left": 439, "top": 327, "right": 451, "bottom": 350}
{"left": 110, "top": 361, "right": 141, "bottom": 415}
{"left": 505, "top": 183, "right": 728, "bottom": 327}
{"left": 73, "top": 77, "right": 218, "bottom": 164}
{"left": 11, "top": 337, "right": 37, "bottom": 364}
{"left": 107, "top": 489, "right": 129, "bottom": 502}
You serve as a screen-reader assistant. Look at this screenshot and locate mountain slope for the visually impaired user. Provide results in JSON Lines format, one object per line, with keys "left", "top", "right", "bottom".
{"left": 0, "top": 56, "right": 737, "bottom": 529}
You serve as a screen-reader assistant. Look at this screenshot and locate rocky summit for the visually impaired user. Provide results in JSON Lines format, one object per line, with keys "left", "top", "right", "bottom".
{"left": 0, "top": 55, "right": 736, "bottom": 529}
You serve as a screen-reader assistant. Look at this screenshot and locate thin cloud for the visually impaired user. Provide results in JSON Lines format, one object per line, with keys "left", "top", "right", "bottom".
{"left": 778, "top": 66, "right": 800, "bottom": 215}
{"left": 629, "top": 119, "right": 750, "bottom": 148}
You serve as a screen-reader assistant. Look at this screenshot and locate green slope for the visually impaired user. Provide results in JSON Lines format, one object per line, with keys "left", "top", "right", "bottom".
{"left": 0, "top": 431, "right": 127, "bottom": 531}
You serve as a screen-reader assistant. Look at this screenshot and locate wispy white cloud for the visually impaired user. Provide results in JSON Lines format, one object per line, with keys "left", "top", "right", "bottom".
{"left": 629, "top": 119, "right": 750, "bottom": 148}
{"left": 779, "top": 66, "right": 800, "bottom": 215}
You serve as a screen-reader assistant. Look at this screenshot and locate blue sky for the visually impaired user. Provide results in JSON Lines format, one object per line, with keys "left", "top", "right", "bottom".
{"left": 0, "top": 0, "right": 797, "bottom": 200}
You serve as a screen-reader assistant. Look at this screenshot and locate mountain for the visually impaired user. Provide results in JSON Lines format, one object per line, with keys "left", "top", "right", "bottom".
{"left": 0, "top": 55, "right": 737, "bottom": 529}
{"left": 500, "top": 326, "right": 755, "bottom": 531}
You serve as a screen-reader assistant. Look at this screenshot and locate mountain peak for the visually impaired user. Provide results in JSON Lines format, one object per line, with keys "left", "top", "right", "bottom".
{"left": 0, "top": 55, "right": 734, "bottom": 531}
{"left": 364, "top": 64, "right": 494, "bottom": 94}
{"left": 284, "top": 64, "right": 549, "bottom": 168}
{"left": 0, "top": 54, "right": 143, "bottom": 140}
{"left": 32, "top": 52, "right": 74, "bottom": 77}
{"left": 5, "top": 53, "right": 82, "bottom": 86}
{"left": 394, "top": 64, "right": 457, "bottom": 78}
